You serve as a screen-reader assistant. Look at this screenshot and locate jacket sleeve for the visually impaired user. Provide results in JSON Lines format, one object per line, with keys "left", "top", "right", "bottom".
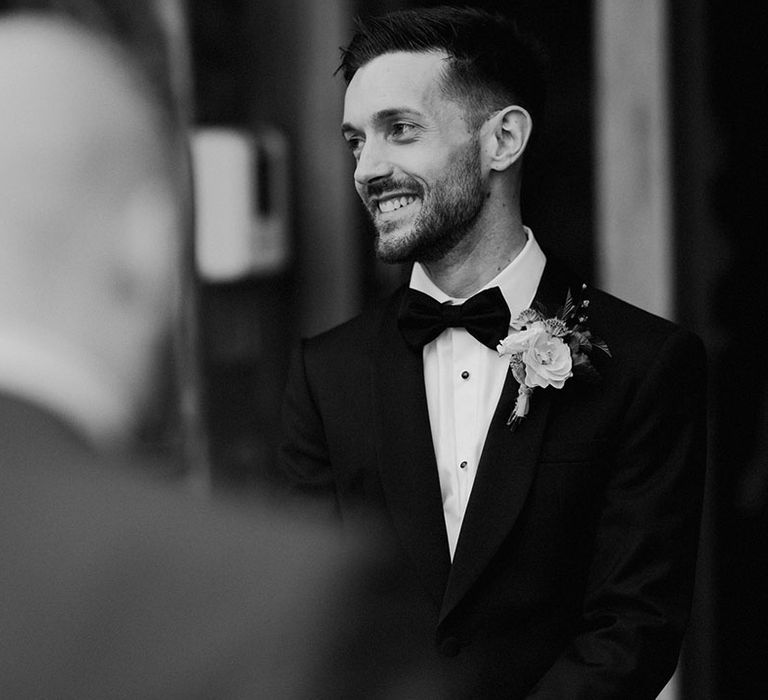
{"left": 528, "top": 328, "right": 707, "bottom": 699}
{"left": 278, "top": 340, "right": 342, "bottom": 521}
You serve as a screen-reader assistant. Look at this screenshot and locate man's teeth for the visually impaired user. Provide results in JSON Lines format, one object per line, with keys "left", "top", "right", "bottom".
{"left": 378, "top": 195, "right": 416, "bottom": 213}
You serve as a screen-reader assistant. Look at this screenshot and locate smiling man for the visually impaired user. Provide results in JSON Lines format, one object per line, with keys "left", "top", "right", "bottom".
{"left": 342, "top": 50, "right": 489, "bottom": 267}
{"left": 280, "top": 7, "right": 707, "bottom": 699}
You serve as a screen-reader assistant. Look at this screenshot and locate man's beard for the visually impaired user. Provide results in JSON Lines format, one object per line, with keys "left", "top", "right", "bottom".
{"left": 364, "top": 138, "right": 486, "bottom": 264}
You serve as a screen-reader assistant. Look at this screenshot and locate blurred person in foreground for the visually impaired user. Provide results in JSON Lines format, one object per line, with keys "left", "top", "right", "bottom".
{"left": 0, "top": 11, "right": 437, "bottom": 699}
{"left": 280, "top": 6, "right": 707, "bottom": 698}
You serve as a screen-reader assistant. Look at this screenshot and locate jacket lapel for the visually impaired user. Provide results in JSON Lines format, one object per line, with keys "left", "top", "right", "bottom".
{"left": 440, "top": 257, "right": 581, "bottom": 621}
{"left": 371, "top": 288, "right": 451, "bottom": 608}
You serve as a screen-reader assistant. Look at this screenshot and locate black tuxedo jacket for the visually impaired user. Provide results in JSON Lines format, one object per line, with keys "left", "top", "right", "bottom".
{"left": 280, "top": 259, "right": 707, "bottom": 699}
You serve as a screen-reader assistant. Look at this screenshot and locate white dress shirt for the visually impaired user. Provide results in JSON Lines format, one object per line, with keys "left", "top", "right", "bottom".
{"left": 409, "top": 229, "right": 546, "bottom": 559}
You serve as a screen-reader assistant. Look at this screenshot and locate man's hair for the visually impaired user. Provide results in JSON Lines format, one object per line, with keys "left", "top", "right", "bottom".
{"left": 338, "top": 5, "right": 548, "bottom": 130}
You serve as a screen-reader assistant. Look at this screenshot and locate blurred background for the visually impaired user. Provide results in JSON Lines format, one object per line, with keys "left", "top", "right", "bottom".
{"left": 3, "top": 0, "right": 765, "bottom": 697}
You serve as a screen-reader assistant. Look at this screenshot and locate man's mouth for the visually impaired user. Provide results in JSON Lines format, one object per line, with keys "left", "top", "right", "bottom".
{"left": 376, "top": 194, "right": 418, "bottom": 214}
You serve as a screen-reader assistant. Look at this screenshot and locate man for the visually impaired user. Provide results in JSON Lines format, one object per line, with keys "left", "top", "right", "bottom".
{"left": 280, "top": 7, "right": 707, "bottom": 698}
{"left": 0, "top": 11, "right": 437, "bottom": 698}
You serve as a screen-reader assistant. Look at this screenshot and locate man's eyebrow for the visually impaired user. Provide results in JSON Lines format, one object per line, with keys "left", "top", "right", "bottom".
{"left": 341, "top": 107, "right": 424, "bottom": 136}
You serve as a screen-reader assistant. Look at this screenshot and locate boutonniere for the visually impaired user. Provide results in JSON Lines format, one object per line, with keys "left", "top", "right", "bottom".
{"left": 497, "top": 285, "right": 611, "bottom": 430}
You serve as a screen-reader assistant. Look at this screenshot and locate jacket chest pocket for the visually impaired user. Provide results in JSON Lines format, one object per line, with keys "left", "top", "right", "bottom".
{"left": 534, "top": 439, "right": 610, "bottom": 532}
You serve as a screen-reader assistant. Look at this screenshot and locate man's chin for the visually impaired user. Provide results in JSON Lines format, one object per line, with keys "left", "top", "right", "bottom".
{"left": 374, "top": 228, "right": 419, "bottom": 264}
{"left": 375, "top": 243, "right": 413, "bottom": 265}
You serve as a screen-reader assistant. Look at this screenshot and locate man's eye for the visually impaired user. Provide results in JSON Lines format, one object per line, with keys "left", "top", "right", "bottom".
{"left": 345, "top": 137, "right": 363, "bottom": 156}
{"left": 391, "top": 123, "right": 416, "bottom": 139}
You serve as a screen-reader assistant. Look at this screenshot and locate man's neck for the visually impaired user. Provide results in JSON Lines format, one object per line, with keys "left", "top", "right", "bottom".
{"left": 420, "top": 211, "right": 528, "bottom": 299}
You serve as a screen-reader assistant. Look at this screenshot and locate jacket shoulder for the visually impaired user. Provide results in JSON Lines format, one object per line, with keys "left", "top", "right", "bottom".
{"left": 302, "top": 285, "right": 405, "bottom": 356}
{"left": 586, "top": 286, "right": 706, "bottom": 376}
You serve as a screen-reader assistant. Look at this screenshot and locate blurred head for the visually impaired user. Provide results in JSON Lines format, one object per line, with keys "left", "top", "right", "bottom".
{"left": 0, "top": 14, "right": 182, "bottom": 445}
{"left": 339, "top": 7, "right": 545, "bottom": 264}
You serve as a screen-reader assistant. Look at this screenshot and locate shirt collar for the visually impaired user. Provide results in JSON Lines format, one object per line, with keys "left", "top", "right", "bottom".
{"left": 409, "top": 227, "right": 547, "bottom": 321}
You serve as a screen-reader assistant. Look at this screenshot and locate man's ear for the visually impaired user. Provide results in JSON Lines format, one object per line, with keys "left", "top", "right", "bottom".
{"left": 484, "top": 106, "right": 532, "bottom": 172}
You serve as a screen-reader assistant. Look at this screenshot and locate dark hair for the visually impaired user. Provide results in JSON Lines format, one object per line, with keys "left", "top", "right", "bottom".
{"left": 338, "top": 5, "right": 548, "bottom": 129}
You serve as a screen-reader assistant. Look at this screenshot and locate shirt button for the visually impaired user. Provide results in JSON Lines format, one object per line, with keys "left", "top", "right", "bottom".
{"left": 438, "top": 636, "right": 461, "bottom": 657}
{"left": 459, "top": 461, "right": 467, "bottom": 469}
{"left": 461, "top": 370, "right": 470, "bottom": 379}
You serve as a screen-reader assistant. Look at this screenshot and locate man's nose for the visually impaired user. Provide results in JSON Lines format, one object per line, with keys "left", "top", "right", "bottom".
{"left": 354, "top": 140, "right": 393, "bottom": 187}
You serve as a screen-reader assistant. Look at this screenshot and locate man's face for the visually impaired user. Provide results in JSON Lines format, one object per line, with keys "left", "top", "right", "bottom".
{"left": 342, "top": 51, "right": 487, "bottom": 264}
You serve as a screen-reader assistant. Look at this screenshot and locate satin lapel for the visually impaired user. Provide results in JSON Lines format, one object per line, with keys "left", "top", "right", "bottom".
{"left": 372, "top": 289, "right": 451, "bottom": 608}
{"left": 440, "top": 257, "right": 580, "bottom": 621}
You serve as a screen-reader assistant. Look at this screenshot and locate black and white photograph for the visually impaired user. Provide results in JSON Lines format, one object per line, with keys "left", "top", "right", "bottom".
{"left": 0, "top": 1, "right": 764, "bottom": 698}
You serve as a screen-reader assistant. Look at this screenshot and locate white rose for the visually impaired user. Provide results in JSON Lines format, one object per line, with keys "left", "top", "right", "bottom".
{"left": 523, "top": 333, "right": 573, "bottom": 389}
{"left": 496, "top": 322, "right": 548, "bottom": 355}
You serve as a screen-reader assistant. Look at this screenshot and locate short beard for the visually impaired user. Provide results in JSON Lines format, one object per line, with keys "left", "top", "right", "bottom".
{"left": 371, "top": 138, "right": 486, "bottom": 265}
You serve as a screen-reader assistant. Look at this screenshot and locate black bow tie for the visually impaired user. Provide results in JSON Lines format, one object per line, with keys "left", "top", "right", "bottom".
{"left": 398, "top": 286, "right": 511, "bottom": 350}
